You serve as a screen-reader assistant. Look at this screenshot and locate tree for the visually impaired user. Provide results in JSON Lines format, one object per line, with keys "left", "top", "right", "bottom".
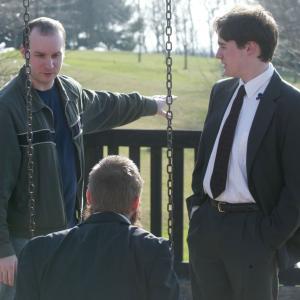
{"left": 257, "top": 0, "right": 300, "bottom": 79}
{"left": 75, "top": 0, "right": 137, "bottom": 50}
{"left": 173, "top": 0, "right": 195, "bottom": 68}
{"left": 0, "top": 0, "right": 24, "bottom": 48}
{"left": 148, "top": 0, "right": 165, "bottom": 53}
{"left": 187, "top": 0, "right": 196, "bottom": 55}
{"left": 203, "top": 0, "right": 229, "bottom": 57}
{"left": 0, "top": 0, "right": 139, "bottom": 51}
{"left": 129, "top": 0, "right": 146, "bottom": 62}
{"left": 37, "top": 0, "right": 81, "bottom": 49}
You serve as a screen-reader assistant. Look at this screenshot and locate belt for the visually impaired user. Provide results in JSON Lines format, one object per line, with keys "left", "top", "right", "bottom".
{"left": 209, "top": 198, "right": 259, "bottom": 213}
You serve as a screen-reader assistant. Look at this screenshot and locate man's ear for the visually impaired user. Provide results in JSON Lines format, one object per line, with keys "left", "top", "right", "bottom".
{"left": 245, "top": 41, "right": 260, "bottom": 57}
{"left": 86, "top": 189, "right": 92, "bottom": 206}
{"left": 131, "top": 196, "right": 140, "bottom": 212}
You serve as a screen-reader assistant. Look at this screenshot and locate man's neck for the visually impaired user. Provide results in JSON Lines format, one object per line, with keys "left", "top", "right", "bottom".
{"left": 241, "top": 61, "right": 269, "bottom": 83}
{"left": 32, "top": 79, "right": 55, "bottom": 92}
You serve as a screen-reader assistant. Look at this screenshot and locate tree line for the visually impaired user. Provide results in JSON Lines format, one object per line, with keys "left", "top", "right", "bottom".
{"left": 258, "top": 0, "right": 300, "bottom": 79}
{"left": 0, "top": 0, "right": 142, "bottom": 50}
{"left": 0, "top": 0, "right": 247, "bottom": 53}
{"left": 0, "top": 0, "right": 299, "bottom": 77}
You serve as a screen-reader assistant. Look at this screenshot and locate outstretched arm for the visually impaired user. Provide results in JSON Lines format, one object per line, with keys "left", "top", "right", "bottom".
{"left": 81, "top": 89, "right": 158, "bottom": 133}
{"left": 0, "top": 105, "right": 22, "bottom": 284}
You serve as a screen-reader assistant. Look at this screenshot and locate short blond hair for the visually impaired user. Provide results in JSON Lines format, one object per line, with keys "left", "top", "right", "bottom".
{"left": 87, "top": 156, "right": 143, "bottom": 215}
{"left": 24, "top": 17, "right": 66, "bottom": 47}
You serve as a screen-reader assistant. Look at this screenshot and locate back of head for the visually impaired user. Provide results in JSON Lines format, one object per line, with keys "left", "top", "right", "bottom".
{"left": 214, "top": 5, "right": 278, "bottom": 62}
{"left": 87, "top": 155, "right": 143, "bottom": 216}
{"left": 24, "top": 17, "right": 66, "bottom": 47}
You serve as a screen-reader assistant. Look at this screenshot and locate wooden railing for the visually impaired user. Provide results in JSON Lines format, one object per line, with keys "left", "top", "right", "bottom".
{"left": 84, "top": 129, "right": 300, "bottom": 284}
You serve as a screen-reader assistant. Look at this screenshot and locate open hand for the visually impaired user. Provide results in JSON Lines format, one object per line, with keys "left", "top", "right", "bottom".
{"left": 0, "top": 255, "right": 17, "bottom": 287}
{"left": 152, "top": 95, "right": 178, "bottom": 117}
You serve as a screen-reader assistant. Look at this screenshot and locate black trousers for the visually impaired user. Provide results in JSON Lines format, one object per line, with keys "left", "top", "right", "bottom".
{"left": 187, "top": 200, "right": 278, "bottom": 300}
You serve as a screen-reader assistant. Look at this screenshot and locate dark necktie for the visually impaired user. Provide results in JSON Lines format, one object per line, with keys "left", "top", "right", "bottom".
{"left": 210, "top": 85, "right": 246, "bottom": 199}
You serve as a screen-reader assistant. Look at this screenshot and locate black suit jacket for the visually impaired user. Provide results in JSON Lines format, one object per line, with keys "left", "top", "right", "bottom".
{"left": 15, "top": 212, "right": 179, "bottom": 300}
{"left": 187, "top": 71, "right": 300, "bottom": 269}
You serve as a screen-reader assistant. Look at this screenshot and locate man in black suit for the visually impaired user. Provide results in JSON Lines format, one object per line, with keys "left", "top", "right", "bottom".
{"left": 15, "top": 155, "right": 179, "bottom": 300}
{"left": 187, "top": 5, "right": 300, "bottom": 300}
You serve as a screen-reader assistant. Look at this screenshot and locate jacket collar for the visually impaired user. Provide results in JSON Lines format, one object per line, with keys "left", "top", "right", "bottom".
{"left": 205, "top": 79, "right": 239, "bottom": 160}
{"left": 83, "top": 212, "right": 131, "bottom": 226}
{"left": 17, "top": 66, "right": 71, "bottom": 113}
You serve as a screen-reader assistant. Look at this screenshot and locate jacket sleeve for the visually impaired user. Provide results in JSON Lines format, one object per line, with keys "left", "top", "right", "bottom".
{"left": 186, "top": 83, "right": 217, "bottom": 216}
{"left": 15, "top": 242, "right": 39, "bottom": 300}
{"left": 148, "top": 239, "right": 179, "bottom": 300}
{"left": 80, "top": 89, "right": 158, "bottom": 134}
{"left": 260, "top": 93, "right": 300, "bottom": 251}
{"left": 0, "top": 104, "right": 21, "bottom": 257}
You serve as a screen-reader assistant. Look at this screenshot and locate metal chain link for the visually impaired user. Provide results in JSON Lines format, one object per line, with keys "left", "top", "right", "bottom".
{"left": 23, "top": 0, "right": 36, "bottom": 237}
{"left": 165, "top": 0, "right": 174, "bottom": 251}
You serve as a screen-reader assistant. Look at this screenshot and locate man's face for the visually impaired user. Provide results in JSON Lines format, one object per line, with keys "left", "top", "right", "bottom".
{"left": 216, "top": 38, "right": 247, "bottom": 78}
{"left": 23, "top": 28, "right": 65, "bottom": 91}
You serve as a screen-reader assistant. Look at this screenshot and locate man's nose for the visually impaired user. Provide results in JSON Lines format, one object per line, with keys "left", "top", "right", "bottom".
{"left": 46, "top": 58, "right": 55, "bottom": 68}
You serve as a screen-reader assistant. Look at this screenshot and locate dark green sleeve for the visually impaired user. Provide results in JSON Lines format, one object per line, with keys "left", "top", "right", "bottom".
{"left": 260, "top": 90, "right": 300, "bottom": 251}
{"left": 81, "top": 89, "right": 157, "bottom": 134}
{"left": 0, "top": 104, "right": 21, "bottom": 257}
{"left": 186, "top": 83, "right": 217, "bottom": 215}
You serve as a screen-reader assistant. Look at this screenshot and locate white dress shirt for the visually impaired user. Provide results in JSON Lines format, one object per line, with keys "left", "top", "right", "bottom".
{"left": 203, "top": 63, "right": 275, "bottom": 203}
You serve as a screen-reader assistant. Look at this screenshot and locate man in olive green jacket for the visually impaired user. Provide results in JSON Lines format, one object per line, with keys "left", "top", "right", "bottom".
{"left": 0, "top": 17, "right": 165, "bottom": 298}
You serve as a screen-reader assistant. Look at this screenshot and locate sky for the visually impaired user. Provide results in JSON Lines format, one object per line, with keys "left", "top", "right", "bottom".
{"left": 137, "top": 0, "right": 243, "bottom": 53}
{"left": 139, "top": 0, "right": 211, "bottom": 51}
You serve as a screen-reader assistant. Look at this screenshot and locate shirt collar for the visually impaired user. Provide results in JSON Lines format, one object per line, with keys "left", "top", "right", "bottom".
{"left": 83, "top": 211, "right": 131, "bottom": 226}
{"left": 239, "top": 63, "right": 275, "bottom": 99}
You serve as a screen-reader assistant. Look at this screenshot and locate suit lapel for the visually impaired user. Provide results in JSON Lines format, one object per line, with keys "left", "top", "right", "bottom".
{"left": 247, "top": 71, "right": 281, "bottom": 177}
{"left": 204, "top": 80, "right": 239, "bottom": 160}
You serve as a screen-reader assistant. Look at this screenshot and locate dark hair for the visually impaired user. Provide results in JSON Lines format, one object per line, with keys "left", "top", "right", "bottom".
{"left": 23, "top": 17, "right": 66, "bottom": 48}
{"left": 214, "top": 5, "right": 278, "bottom": 62}
{"left": 87, "top": 155, "right": 143, "bottom": 215}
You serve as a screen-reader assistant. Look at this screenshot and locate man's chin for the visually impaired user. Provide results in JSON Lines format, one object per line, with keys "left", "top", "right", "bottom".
{"left": 41, "top": 76, "right": 55, "bottom": 86}
{"left": 31, "top": 78, "right": 55, "bottom": 90}
{"left": 223, "top": 69, "right": 231, "bottom": 77}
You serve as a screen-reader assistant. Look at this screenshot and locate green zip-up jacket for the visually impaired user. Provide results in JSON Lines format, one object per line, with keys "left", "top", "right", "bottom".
{"left": 0, "top": 68, "right": 157, "bottom": 257}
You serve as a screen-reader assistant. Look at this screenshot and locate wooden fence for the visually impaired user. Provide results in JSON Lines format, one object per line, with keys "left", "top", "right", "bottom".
{"left": 84, "top": 129, "right": 300, "bottom": 284}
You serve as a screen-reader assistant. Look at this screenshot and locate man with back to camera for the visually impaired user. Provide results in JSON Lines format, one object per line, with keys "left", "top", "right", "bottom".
{"left": 187, "top": 5, "right": 300, "bottom": 300}
{"left": 0, "top": 17, "right": 169, "bottom": 298}
{"left": 15, "top": 155, "right": 179, "bottom": 300}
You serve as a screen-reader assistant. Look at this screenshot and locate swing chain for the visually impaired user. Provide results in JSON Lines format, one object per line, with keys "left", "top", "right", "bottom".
{"left": 23, "top": 0, "right": 36, "bottom": 237}
{"left": 166, "top": 0, "right": 174, "bottom": 248}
